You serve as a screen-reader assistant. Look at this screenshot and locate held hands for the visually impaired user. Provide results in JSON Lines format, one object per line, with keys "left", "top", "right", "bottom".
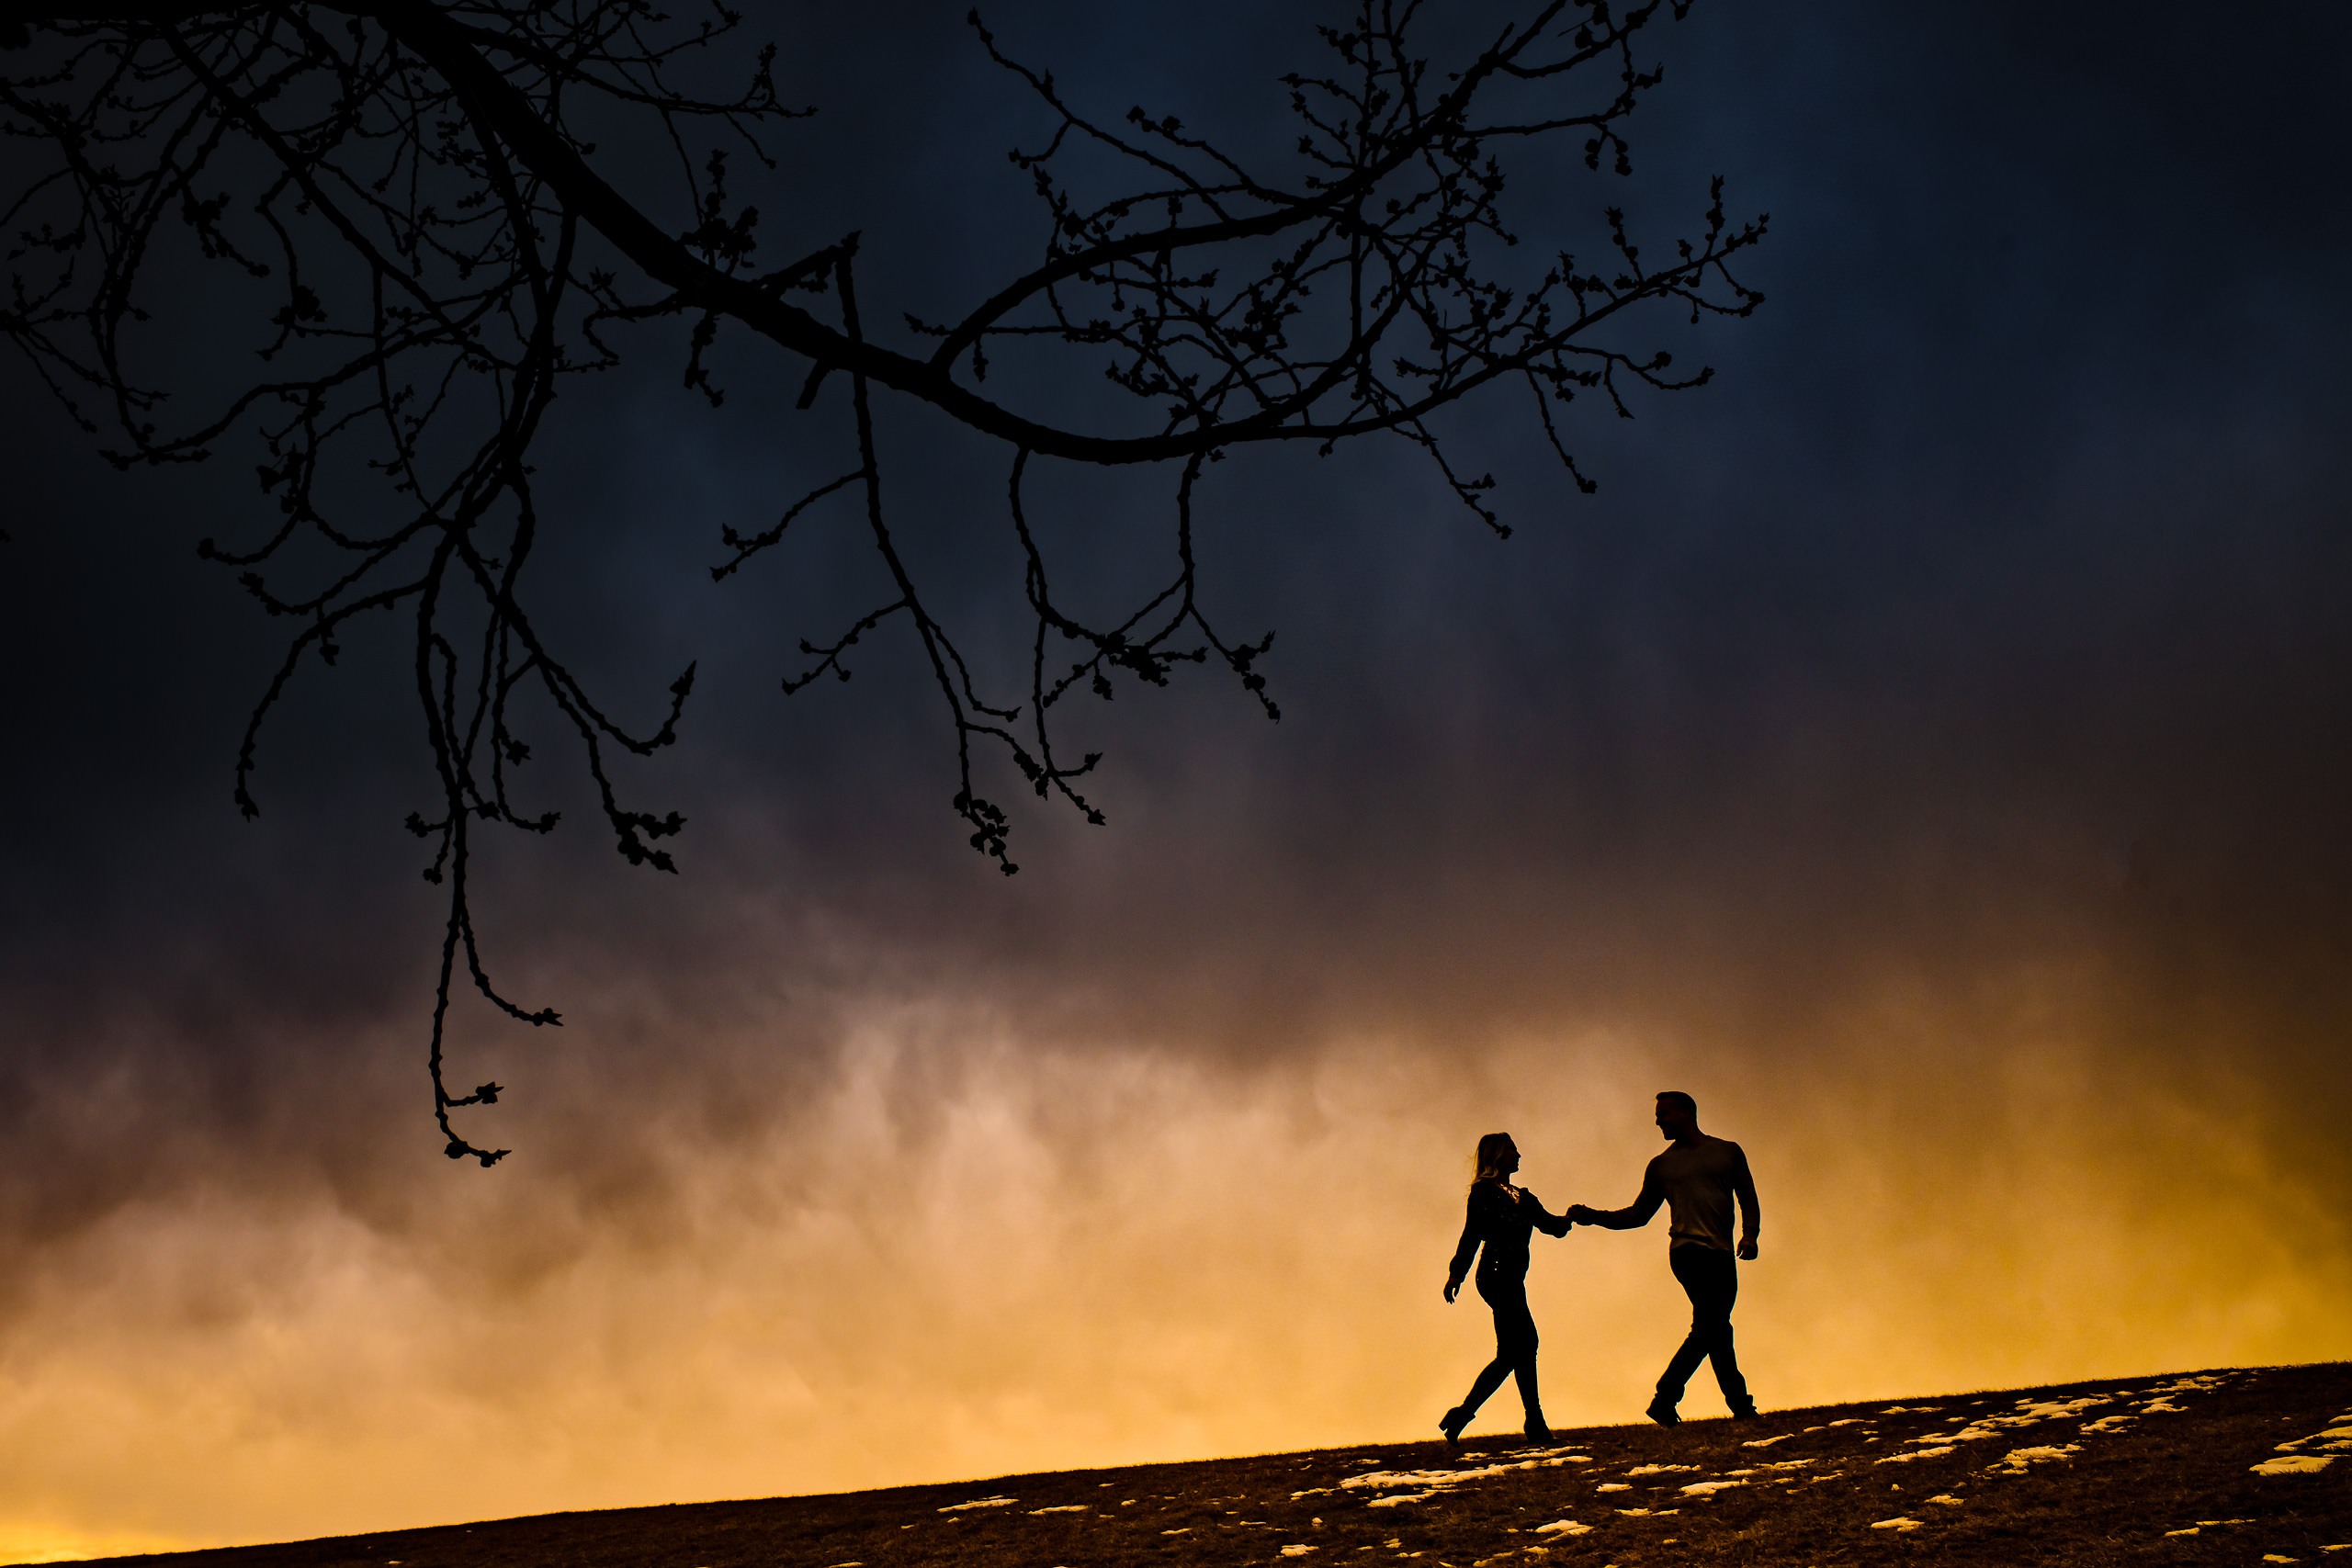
{"left": 1566, "top": 1203, "right": 1598, "bottom": 1226}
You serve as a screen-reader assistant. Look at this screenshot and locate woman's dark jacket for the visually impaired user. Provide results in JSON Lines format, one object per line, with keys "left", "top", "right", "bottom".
{"left": 1448, "top": 1179, "right": 1570, "bottom": 1292}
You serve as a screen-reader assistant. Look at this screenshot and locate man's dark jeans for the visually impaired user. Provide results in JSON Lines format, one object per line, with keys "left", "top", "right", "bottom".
{"left": 1658, "top": 1245, "right": 1751, "bottom": 1412}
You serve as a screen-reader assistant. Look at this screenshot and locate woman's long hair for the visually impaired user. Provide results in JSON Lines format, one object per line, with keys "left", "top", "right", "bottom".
{"left": 1471, "top": 1132, "right": 1519, "bottom": 1194}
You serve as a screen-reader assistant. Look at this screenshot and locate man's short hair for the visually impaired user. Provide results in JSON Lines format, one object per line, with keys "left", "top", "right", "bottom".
{"left": 1656, "top": 1090, "right": 1697, "bottom": 1116}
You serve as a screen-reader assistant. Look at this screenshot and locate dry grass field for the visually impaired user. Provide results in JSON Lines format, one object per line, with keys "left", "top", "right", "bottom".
{"left": 36, "top": 1362, "right": 2348, "bottom": 1568}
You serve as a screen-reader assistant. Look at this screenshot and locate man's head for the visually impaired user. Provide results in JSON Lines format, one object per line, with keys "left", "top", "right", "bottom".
{"left": 1655, "top": 1091, "right": 1699, "bottom": 1141}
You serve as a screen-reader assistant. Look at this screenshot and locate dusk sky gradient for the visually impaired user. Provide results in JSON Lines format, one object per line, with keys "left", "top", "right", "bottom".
{"left": 2, "top": 1, "right": 2348, "bottom": 1559}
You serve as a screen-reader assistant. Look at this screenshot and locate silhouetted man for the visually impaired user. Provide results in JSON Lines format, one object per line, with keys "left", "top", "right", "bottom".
{"left": 1569, "top": 1091, "right": 1760, "bottom": 1425}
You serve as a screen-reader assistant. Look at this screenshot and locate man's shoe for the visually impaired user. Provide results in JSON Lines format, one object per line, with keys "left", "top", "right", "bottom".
{"left": 1439, "top": 1406, "right": 1471, "bottom": 1447}
{"left": 1729, "top": 1404, "right": 1760, "bottom": 1421}
{"left": 1524, "top": 1421, "right": 1555, "bottom": 1443}
{"left": 1645, "top": 1396, "right": 1682, "bottom": 1428}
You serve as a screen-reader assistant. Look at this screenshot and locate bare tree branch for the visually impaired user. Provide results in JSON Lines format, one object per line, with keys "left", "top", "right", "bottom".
{"left": 0, "top": 0, "right": 1765, "bottom": 1156}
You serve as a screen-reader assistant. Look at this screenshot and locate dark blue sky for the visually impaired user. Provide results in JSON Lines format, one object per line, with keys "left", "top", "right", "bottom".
{"left": 6, "top": 0, "right": 2349, "bottom": 1114}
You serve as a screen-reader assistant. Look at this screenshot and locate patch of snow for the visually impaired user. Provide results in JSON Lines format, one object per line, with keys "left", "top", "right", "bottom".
{"left": 1279, "top": 1547, "right": 1317, "bottom": 1557}
{"left": 2132, "top": 1377, "right": 2222, "bottom": 1408}
{"left": 1596, "top": 1483, "right": 1632, "bottom": 1492}
{"left": 1366, "top": 1492, "right": 1436, "bottom": 1507}
{"left": 1759, "top": 1460, "right": 1816, "bottom": 1471}
{"left": 2262, "top": 1555, "right": 2300, "bottom": 1563}
{"left": 1871, "top": 1517, "right": 1922, "bottom": 1531}
{"left": 2140, "top": 1398, "right": 2186, "bottom": 1414}
{"left": 938, "top": 1496, "right": 1017, "bottom": 1511}
{"left": 2013, "top": 1396, "right": 2112, "bottom": 1420}
{"left": 2080, "top": 1415, "right": 2134, "bottom": 1432}
{"left": 1624, "top": 1463, "right": 1699, "bottom": 1476}
{"left": 1926, "top": 1495, "right": 1962, "bottom": 1506}
{"left": 1740, "top": 1435, "right": 1791, "bottom": 1448}
{"left": 1881, "top": 1405, "right": 1943, "bottom": 1414}
{"left": 2254, "top": 1456, "right": 2335, "bottom": 1475}
{"left": 1990, "top": 1443, "right": 2080, "bottom": 1472}
{"left": 1680, "top": 1480, "right": 1747, "bottom": 1495}
{"left": 1823, "top": 1418, "right": 1865, "bottom": 1427}
{"left": 1341, "top": 1457, "right": 1577, "bottom": 1494}
{"left": 1534, "top": 1520, "right": 1591, "bottom": 1536}
{"left": 1029, "top": 1506, "right": 1087, "bottom": 1514}
{"left": 2165, "top": 1527, "right": 2201, "bottom": 1537}
{"left": 1875, "top": 1446, "right": 1955, "bottom": 1464}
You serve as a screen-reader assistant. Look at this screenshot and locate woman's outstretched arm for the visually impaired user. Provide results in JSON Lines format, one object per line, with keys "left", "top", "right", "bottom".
{"left": 1526, "top": 1191, "right": 1573, "bottom": 1238}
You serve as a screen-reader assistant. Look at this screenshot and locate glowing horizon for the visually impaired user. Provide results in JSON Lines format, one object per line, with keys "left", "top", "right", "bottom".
{"left": 3, "top": 926, "right": 2346, "bottom": 1555}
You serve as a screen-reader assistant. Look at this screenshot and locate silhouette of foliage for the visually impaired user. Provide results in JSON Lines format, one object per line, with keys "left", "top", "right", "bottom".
{"left": 0, "top": 0, "right": 1764, "bottom": 1160}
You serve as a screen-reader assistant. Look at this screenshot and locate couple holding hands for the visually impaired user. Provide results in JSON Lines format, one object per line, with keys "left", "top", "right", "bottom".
{"left": 1441, "top": 1091, "right": 1761, "bottom": 1444}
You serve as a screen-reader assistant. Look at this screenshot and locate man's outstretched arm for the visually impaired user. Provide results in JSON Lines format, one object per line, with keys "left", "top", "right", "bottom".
{"left": 1571, "top": 1169, "right": 1666, "bottom": 1230}
{"left": 1734, "top": 1145, "right": 1760, "bottom": 1260}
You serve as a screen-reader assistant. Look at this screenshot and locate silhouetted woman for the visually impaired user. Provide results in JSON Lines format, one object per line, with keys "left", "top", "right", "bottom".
{"left": 1441, "top": 1132, "right": 1571, "bottom": 1444}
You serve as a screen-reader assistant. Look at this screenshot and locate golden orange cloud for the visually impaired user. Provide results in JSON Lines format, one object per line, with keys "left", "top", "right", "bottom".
{"left": 2, "top": 941, "right": 2343, "bottom": 1557}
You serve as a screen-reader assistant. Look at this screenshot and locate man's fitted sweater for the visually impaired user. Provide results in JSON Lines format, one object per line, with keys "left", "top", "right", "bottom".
{"left": 1592, "top": 1135, "right": 1758, "bottom": 1253}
